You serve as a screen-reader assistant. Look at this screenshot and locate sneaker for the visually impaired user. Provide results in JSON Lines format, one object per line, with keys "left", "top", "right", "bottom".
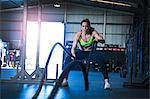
{"left": 62, "top": 79, "right": 68, "bottom": 87}
{"left": 104, "top": 82, "right": 111, "bottom": 89}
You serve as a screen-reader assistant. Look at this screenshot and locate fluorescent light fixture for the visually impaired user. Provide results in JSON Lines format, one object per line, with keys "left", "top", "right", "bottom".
{"left": 20, "top": 5, "right": 24, "bottom": 8}
{"left": 90, "top": 0, "right": 131, "bottom": 7}
{"left": 54, "top": 3, "right": 61, "bottom": 8}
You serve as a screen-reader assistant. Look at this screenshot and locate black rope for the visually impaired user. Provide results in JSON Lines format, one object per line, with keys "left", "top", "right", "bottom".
{"left": 32, "top": 42, "right": 75, "bottom": 99}
{"left": 48, "top": 60, "right": 88, "bottom": 99}
{"left": 48, "top": 40, "right": 104, "bottom": 98}
{"left": 32, "top": 40, "right": 104, "bottom": 99}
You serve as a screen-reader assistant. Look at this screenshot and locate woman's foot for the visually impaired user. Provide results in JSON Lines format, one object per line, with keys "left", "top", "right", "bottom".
{"left": 62, "top": 78, "right": 68, "bottom": 87}
{"left": 104, "top": 79, "right": 111, "bottom": 89}
{"left": 104, "top": 82, "right": 111, "bottom": 89}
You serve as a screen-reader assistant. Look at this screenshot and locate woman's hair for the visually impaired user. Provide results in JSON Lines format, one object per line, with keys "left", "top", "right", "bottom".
{"left": 81, "top": 18, "right": 91, "bottom": 27}
{"left": 81, "top": 18, "right": 94, "bottom": 34}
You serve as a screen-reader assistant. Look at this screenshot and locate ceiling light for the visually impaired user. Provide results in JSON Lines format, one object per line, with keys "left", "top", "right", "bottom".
{"left": 54, "top": 3, "right": 61, "bottom": 8}
{"left": 20, "top": 5, "right": 24, "bottom": 8}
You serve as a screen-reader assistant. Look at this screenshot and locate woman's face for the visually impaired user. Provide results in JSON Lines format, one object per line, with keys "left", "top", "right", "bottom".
{"left": 81, "top": 22, "right": 89, "bottom": 32}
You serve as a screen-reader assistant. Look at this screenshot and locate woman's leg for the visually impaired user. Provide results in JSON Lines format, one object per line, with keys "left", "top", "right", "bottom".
{"left": 101, "top": 63, "right": 111, "bottom": 89}
{"left": 63, "top": 56, "right": 73, "bottom": 79}
{"left": 101, "top": 64, "right": 109, "bottom": 80}
{"left": 93, "top": 54, "right": 111, "bottom": 89}
{"left": 62, "top": 55, "right": 73, "bottom": 87}
{"left": 62, "top": 50, "right": 90, "bottom": 87}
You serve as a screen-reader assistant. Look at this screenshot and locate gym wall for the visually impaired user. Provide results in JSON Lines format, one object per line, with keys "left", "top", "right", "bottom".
{"left": 0, "top": 3, "right": 133, "bottom": 49}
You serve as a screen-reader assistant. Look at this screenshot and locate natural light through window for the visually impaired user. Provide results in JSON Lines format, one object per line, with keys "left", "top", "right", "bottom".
{"left": 26, "top": 21, "right": 38, "bottom": 74}
{"left": 40, "top": 22, "right": 64, "bottom": 79}
{"left": 26, "top": 21, "right": 64, "bottom": 79}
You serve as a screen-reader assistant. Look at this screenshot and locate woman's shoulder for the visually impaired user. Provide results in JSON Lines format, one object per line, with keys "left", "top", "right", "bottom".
{"left": 75, "top": 31, "right": 82, "bottom": 37}
{"left": 76, "top": 31, "right": 82, "bottom": 35}
{"left": 92, "top": 30, "right": 98, "bottom": 35}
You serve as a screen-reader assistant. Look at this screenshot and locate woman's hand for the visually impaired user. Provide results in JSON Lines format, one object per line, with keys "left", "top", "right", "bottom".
{"left": 92, "top": 30, "right": 105, "bottom": 43}
{"left": 71, "top": 53, "right": 76, "bottom": 60}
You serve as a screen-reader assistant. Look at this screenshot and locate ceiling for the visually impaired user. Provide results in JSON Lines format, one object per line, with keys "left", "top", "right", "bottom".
{"left": 0, "top": 0, "right": 149, "bottom": 13}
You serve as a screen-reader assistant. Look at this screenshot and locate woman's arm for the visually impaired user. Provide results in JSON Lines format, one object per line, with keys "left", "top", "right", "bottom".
{"left": 92, "top": 30, "right": 104, "bottom": 41}
{"left": 71, "top": 32, "right": 80, "bottom": 58}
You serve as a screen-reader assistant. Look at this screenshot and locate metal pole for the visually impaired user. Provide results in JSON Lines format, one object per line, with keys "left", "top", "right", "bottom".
{"left": 63, "top": 2, "right": 67, "bottom": 71}
{"left": 21, "top": 0, "right": 27, "bottom": 72}
{"left": 29, "top": 0, "right": 44, "bottom": 80}
{"left": 17, "top": 0, "right": 28, "bottom": 79}
{"left": 12, "top": 0, "right": 31, "bottom": 80}
{"left": 56, "top": 64, "right": 58, "bottom": 79}
{"left": 64, "top": 2, "right": 67, "bottom": 24}
{"left": 64, "top": 1, "right": 67, "bottom": 43}
{"left": 138, "top": 16, "right": 144, "bottom": 80}
{"left": 35, "top": 0, "right": 41, "bottom": 78}
{"left": 103, "top": 10, "right": 107, "bottom": 39}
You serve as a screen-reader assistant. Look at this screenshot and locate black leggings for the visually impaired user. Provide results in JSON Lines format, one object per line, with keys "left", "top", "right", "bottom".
{"left": 63, "top": 50, "right": 109, "bottom": 79}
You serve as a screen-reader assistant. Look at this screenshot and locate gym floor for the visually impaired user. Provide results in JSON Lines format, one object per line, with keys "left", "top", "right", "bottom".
{"left": 0, "top": 69, "right": 149, "bottom": 99}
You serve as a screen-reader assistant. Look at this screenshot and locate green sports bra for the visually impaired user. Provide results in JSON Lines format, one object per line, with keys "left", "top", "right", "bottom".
{"left": 79, "top": 36, "right": 94, "bottom": 47}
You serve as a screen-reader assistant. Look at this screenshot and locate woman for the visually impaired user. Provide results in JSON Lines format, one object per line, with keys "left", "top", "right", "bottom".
{"left": 62, "top": 18, "right": 111, "bottom": 89}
